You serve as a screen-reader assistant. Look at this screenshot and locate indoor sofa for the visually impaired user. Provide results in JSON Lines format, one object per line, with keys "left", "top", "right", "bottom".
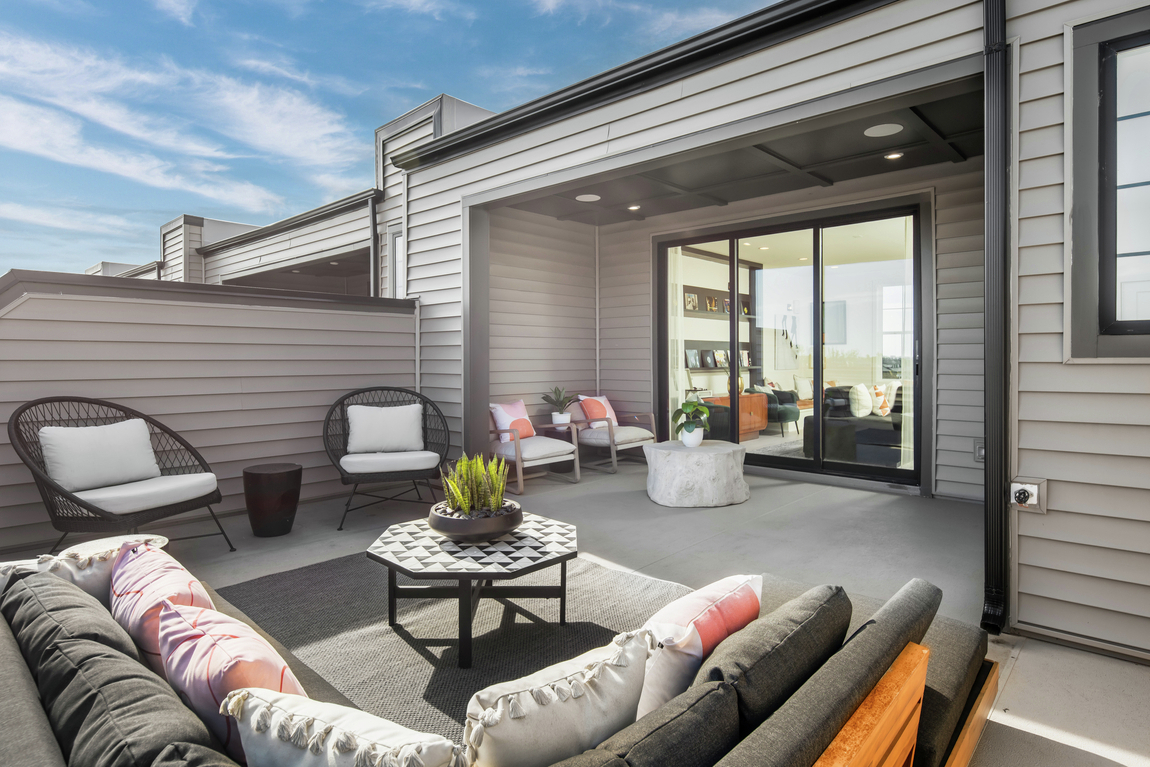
{"left": 804, "top": 384, "right": 906, "bottom": 467}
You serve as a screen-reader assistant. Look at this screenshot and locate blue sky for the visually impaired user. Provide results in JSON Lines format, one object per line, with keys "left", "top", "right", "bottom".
{"left": 0, "top": 0, "right": 766, "bottom": 275}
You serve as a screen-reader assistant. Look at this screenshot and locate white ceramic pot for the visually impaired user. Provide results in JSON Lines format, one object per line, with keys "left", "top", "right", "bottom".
{"left": 551, "top": 412, "right": 572, "bottom": 431}
{"left": 680, "top": 426, "right": 704, "bottom": 448}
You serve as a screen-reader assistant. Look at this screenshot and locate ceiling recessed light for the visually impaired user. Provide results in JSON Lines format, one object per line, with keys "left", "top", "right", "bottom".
{"left": 575, "top": 194, "right": 601, "bottom": 202}
{"left": 741, "top": 242, "right": 751, "bottom": 246}
{"left": 865, "top": 123, "right": 904, "bottom": 138}
{"left": 831, "top": 266, "right": 839, "bottom": 269}
{"left": 628, "top": 205, "right": 641, "bottom": 211}
{"left": 759, "top": 246, "right": 769, "bottom": 250}
{"left": 884, "top": 152, "right": 904, "bottom": 160}
{"left": 330, "top": 261, "right": 339, "bottom": 265}
{"left": 799, "top": 257, "right": 808, "bottom": 261}
{"left": 291, "top": 270, "right": 300, "bottom": 273}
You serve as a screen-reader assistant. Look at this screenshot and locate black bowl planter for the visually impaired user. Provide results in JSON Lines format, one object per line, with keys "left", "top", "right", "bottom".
{"left": 428, "top": 499, "right": 523, "bottom": 543}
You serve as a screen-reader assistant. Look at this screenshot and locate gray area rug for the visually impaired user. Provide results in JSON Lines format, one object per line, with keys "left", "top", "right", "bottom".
{"left": 217, "top": 554, "right": 690, "bottom": 742}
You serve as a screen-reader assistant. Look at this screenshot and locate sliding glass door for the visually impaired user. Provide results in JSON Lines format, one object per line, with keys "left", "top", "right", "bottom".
{"left": 660, "top": 208, "right": 920, "bottom": 485}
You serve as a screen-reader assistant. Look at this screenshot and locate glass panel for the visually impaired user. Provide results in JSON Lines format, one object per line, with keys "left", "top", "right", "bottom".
{"left": 1117, "top": 184, "right": 1150, "bottom": 256}
{"left": 670, "top": 240, "right": 733, "bottom": 441}
{"left": 737, "top": 230, "right": 815, "bottom": 462}
{"left": 1116, "top": 115, "right": 1150, "bottom": 185}
{"left": 1117, "top": 43, "right": 1150, "bottom": 119}
{"left": 820, "top": 216, "right": 915, "bottom": 471}
{"left": 1117, "top": 253, "right": 1150, "bottom": 321}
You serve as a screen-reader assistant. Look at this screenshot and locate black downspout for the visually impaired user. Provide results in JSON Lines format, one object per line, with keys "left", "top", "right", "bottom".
{"left": 982, "top": 0, "right": 1010, "bottom": 635}
{"left": 368, "top": 194, "right": 380, "bottom": 298}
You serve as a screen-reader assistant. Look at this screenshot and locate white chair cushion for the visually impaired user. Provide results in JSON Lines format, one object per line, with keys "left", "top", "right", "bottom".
{"left": 39, "top": 419, "right": 162, "bottom": 492}
{"left": 339, "top": 450, "right": 441, "bottom": 474}
{"left": 346, "top": 403, "right": 424, "bottom": 453}
{"left": 578, "top": 426, "right": 654, "bottom": 447}
{"left": 493, "top": 435, "right": 576, "bottom": 462}
{"left": 74, "top": 473, "right": 217, "bottom": 515}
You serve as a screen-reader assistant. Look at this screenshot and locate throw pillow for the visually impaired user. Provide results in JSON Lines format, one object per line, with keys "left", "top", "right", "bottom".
{"left": 576, "top": 395, "right": 618, "bottom": 429}
{"left": 636, "top": 575, "right": 762, "bottom": 719}
{"left": 550, "top": 681, "right": 739, "bottom": 767}
{"left": 0, "top": 536, "right": 165, "bottom": 607}
{"left": 793, "top": 377, "right": 814, "bottom": 401}
{"left": 38, "top": 418, "right": 161, "bottom": 492}
{"left": 159, "top": 601, "right": 308, "bottom": 761}
{"left": 1, "top": 571, "right": 140, "bottom": 671}
{"left": 848, "top": 384, "right": 873, "bottom": 417}
{"left": 489, "top": 401, "right": 536, "bottom": 444}
{"left": 38, "top": 637, "right": 219, "bottom": 767}
{"left": 871, "top": 386, "right": 892, "bottom": 417}
{"left": 219, "top": 688, "right": 461, "bottom": 767}
{"left": 110, "top": 540, "right": 214, "bottom": 676}
{"left": 345, "top": 403, "right": 424, "bottom": 454}
{"left": 463, "top": 630, "right": 653, "bottom": 767}
{"left": 694, "top": 584, "right": 852, "bottom": 735}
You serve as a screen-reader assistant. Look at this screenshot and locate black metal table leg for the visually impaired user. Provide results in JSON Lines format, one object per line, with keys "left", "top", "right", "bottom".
{"left": 388, "top": 567, "right": 397, "bottom": 627}
{"left": 459, "top": 578, "right": 473, "bottom": 668}
{"left": 560, "top": 560, "right": 567, "bottom": 625}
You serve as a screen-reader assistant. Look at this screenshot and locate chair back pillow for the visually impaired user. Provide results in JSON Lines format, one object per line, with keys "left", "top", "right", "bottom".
{"left": 793, "top": 376, "right": 815, "bottom": 401}
{"left": 489, "top": 401, "right": 536, "bottom": 443}
{"left": 346, "top": 403, "right": 423, "bottom": 454}
{"left": 38, "top": 419, "right": 161, "bottom": 492}
{"left": 577, "top": 395, "right": 618, "bottom": 429}
{"left": 159, "top": 601, "right": 307, "bottom": 761}
{"left": 848, "top": 384, "right": 873, "bottom": 417}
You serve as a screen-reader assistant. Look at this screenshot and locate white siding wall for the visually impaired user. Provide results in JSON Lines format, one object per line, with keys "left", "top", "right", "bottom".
{"left": 162, "top": 227, "right": 185, "bottom": 282}
{"left": 404, "top": 0, "right": 984, "bottom": 451}
{"left": 1007, "top": 0, "right": 1150, "bottom": 659}
{"left": 186, "top": 225, "right": 204, "bottom": 284}
{"left": 488, "top": 209, "right": 597, "bottom": 417}
{"left": 594, "top": 161, "right": 985, "bottom": 500}
{"left": 0, "top": 292, "right": 415, "bottom": 552}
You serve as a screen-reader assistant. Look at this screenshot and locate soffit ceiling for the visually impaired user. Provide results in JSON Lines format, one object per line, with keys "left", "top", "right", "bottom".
{"left": 508, "top": 77, "right": 984, "bottom": 227}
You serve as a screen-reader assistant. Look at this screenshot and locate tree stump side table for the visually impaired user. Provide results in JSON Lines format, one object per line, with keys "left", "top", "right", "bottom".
{"left": 243, "top": 463, "right": 302, "bottom": 537}
{"left": 642, "top": 440, "right": 750, "bottom": 507}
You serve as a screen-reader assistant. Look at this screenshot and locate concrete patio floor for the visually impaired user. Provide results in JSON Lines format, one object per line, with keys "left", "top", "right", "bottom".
{"left": 8, "top": 463, "right": 1148, "bottom": 766}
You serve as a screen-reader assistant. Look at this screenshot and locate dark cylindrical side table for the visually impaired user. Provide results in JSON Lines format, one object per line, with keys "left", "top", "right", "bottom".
{"left": 243, "top": 463, "right": 302, "bottom": 537}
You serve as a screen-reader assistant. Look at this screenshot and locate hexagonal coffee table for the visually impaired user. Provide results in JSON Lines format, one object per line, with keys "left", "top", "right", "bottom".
{"left": 366, "top": 512, "right": 578, "bottom": 667}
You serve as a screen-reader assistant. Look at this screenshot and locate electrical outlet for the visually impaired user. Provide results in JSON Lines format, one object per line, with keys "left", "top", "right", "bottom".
{"left": 1010, "top": 477, "right": 1047, "bottom": 513}
{"left": 974, "top": 440, "right": 985, "bottom": 462}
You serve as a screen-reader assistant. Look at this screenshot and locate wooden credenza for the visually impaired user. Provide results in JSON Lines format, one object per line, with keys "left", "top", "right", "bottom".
{"left": 703, "top": 392, "right": 768, "bottom": 442}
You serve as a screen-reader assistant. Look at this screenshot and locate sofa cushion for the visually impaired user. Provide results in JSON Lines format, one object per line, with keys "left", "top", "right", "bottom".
{"left": 339, "top": 450, "right": 441, "bottom": 474}
{"left": 0, "top": 617, "right": 67, "bottom": 767}
{"left": 492, "top": 434, "right": 576, "bottom": 462}
{"left": 578, "top": 426, "right": 655, "bottom": 447}
{"left": 39, "top": 418, "right": 161, "bottom": 492}
{"left": 151, "top": 743, "right": 241, "bottom": 767}
{"left": 716, "top": 578, "right": 941, "bottom": 767}
{"left": 346, "top": 403, "right": 424, "bottom": 453}
{"left": 74, "top": 473, "right": 217, "bottom": 515}
{"left": 38, "top": 637, "right": 219, "bottom": 767}
{"left": 1, "top": 571, "right": 140, "bottom": 671}
{"left": 695, "top": 584, "right": 852, "bottom": 736}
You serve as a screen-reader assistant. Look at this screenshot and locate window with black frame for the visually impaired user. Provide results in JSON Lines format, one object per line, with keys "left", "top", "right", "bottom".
{"left": 1100, "top": 32, "right": 1150, "bottom": 331}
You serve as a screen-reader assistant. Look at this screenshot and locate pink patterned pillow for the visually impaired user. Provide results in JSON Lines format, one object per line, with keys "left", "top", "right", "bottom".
{"left": 489, "top": 400, "right": 536, "bottom": 444}
{"left": 110, "top": 540, "right": 213, "bottom": 676}
{"left": 576, "top": 394, "right": 618, "bottom": 429}
{"left": 159, "top": 601, "right": 307, "bottom": 760}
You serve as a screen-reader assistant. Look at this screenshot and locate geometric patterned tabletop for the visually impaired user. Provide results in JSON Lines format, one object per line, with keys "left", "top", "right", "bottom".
{"left": 366, "top": 512, "right": 578, "bottom": 580}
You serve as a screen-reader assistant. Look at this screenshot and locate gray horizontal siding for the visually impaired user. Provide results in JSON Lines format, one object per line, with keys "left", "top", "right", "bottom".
{"left": 162, "top": 228, "right": 184, "bottom": 282}
{"left": 0, "top": 292, "right": 415, "bottom": 553}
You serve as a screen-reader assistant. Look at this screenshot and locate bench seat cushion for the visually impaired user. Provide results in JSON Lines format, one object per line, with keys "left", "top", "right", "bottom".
{"left": 492, "top": 435, "right": 576, "bottom": 462}
{"left": 339, "top": 450, "right": 441, "bottom": 474}
{"left": 74, "top": 472, "right": 217, "bottom": 515}
{"left": 578, "top": 426, "right": 654, "bottom": 447}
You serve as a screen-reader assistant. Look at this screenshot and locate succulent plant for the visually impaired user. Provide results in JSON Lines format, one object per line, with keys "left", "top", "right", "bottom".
{"left": 441, "top": 453, "right": 509, "bottom": 515}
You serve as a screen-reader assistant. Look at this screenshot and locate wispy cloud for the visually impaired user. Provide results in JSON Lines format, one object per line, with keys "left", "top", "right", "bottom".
{"left": 644, "top": 7, "right": 742, "bottom": 39}
{"left": 525, "top": 1, "right": 747, "bottom": 40}
{"left": 0, "top": 95, "right": 283, "bottom": 212}
{"left": 151, "top": 0, "right": 197, "bottom": 25}
{"left": 234, "top": 55, "right": 367, "bottom": 96}
{"left": 360, "top": 0, "right": 477, "bottom": 22}
{"left": 0, "top": 202, "right": 140, "bottom": 236}
{"left": 477, "top": 64, "right": 553, "bottom": 94}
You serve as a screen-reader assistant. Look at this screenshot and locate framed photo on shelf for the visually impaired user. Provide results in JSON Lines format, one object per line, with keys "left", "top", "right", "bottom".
{"left": 714, "top": 349, "right": 729, "bottom": 368}
{"left": 739, "top": 350, "right": 751, "bottom": 367}
{"left": 685, "top": 349, "right": 701, "bottom": 369}
{"left": 684, "top": 292, "right": 699, "bottom": 311}
{"left": 701, "top": 349, "right": 717, "bottom": 368}
{"left": 723, "top": 298, "right": 731, "bottom": 313}
{"left": 705, "top": 296, "right": 718, "bottom": 312}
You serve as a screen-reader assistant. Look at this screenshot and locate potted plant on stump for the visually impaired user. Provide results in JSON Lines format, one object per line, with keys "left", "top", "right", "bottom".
{"left": 542, "top": 386, "right": 577, "bottom": 429}
{"left": 673, "top": 400, "right": 710, "bottom": 448}
{"left": 428, "top": 454, "right": 522, "bottom": 543}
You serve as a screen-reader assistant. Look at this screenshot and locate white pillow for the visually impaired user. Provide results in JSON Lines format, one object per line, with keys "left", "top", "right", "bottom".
{"left": 0, "top": 535, "right": 166, "bottom": 607}
{"left": 849, "top": 384, "right": 873, "bottom": 417}
{"left": 463, "top": 630, "right": 653, "bottom": 767}
{"left": 38, "top": 419, "right": 161, "bottom": 492}
{"left": 346, "top": 403, "right": 424, "bottom": 454}
{"left": 220, "top": 689, "right": 461, "bottom": 767}
{"left": 793, "top": 376, "right": 814, "bottom": 401}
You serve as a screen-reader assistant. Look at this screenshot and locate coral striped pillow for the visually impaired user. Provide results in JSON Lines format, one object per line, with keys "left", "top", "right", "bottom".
{"left": 489, "top": 401, "right": 536, "bottom": 444}
{"left": 872, "top": 385, "right": 892, "bottom": 416}
{"left": 576, "top": 395, "right": 618, "bottom": 429}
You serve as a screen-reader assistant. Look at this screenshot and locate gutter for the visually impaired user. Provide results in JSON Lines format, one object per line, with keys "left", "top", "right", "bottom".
{"left": 391, "top": 0, "right": 900, "bottom": 171}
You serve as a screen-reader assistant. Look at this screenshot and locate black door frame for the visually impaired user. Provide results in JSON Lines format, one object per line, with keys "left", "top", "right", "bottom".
{"left": 657, "top": 204, "right": 923, "bottom": 487}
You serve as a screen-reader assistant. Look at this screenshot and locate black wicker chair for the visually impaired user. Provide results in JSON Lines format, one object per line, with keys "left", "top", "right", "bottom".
{"left": 323, "top": 387, "right": 450, "bottom": 530}
{"left": 7, "top": 397, "right": 234, "bottom": 554}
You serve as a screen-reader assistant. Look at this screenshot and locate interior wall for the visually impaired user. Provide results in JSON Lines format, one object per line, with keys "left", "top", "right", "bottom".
{"left": 596, "top": 158, "right": 985, "bottom": 500}
{"left": 488, "top": 208, "right": 597, "bottom": 420}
